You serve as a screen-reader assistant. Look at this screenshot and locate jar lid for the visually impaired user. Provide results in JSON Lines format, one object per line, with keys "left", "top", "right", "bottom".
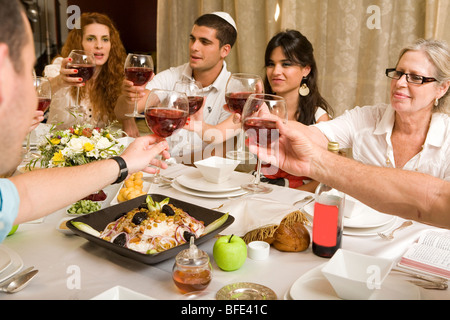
{"left": 176, "top": 237, "right": 209, "bottom": 266}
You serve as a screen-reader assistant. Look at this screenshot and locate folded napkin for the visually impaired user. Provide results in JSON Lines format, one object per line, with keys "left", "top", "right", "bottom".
{"left": 219, "top": 197, "right": 308, "bottom": 244}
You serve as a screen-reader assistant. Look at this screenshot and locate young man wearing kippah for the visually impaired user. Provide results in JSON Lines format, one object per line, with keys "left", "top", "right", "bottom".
{"left": 115, "top": 12, "right": 239, "bottom": 157}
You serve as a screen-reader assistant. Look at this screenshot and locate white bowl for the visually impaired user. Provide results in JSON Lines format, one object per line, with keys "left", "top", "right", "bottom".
{"left": 194, "top": 156, "right": 240, "bottom": 184}
{"left": 321, "top": 249, "right": 394, "bottom": 300}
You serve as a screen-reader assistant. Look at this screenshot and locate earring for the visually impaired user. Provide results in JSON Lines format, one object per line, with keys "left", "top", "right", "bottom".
{"left": 434, "top": 98, "right": 439, "bottom": 107}
{"left": 299, "top": 83, "right": 310, "bottom": 97}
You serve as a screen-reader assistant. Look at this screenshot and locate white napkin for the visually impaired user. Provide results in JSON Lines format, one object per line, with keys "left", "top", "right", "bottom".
{"left": 219, "top": 197, "right": 297, "bottom": 237}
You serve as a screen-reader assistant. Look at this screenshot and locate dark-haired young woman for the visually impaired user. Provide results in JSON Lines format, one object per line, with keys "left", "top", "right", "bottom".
{"left": 262, "top": 30, "right": 334, "bottom": 191}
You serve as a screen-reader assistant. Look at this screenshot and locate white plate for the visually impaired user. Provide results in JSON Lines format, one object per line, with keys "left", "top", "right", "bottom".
{"left": 304, "top": 201, "right": 395, "bottom": 229}
{"left": 0, "top": 248, "right": 12, "bottom": 274}
{"left": 289, "top": 264, "right": 420, "bottom": 300}
{"left": 176, "top": 170, "right": 254, "bottom": 193}
{"left": 91, "top": 286, "right": 154, "bottom": 300}
{"left": 344, "top": 217, "right": 398, "bottom": 237}
{"left": 0, "top": 245, "right": 24, "bottom": 283}
{"left": 109, "top": 172, "right": 151, "bottom": 206}
{"left": 172, "top": 181, "right": 248, "bottom": 199}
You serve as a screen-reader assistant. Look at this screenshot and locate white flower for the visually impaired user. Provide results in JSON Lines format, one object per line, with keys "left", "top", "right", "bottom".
{"left": 96, "top": 136, "right": 113, "bottom": 150}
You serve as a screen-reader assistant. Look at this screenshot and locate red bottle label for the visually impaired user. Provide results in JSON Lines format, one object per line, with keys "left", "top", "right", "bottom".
{"left": 313, "top": 202, "right": 339, "bottom": 247}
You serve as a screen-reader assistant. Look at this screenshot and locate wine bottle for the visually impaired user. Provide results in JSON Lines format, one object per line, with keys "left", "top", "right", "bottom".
{"left": 312, "top": 142, "right": 345, "bottom": 258}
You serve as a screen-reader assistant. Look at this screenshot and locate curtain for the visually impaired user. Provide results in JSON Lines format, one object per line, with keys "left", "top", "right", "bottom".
{"left": 157, "top": 0, "right": 449, "bottom": 116}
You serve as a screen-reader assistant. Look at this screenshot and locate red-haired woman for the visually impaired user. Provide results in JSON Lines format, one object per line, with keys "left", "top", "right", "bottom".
{"left": 45, "top": 12, "right": 127, "bottom": 128}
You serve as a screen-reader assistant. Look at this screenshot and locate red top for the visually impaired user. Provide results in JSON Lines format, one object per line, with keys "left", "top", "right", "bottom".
{"left": 261, "top": 164, "right": 308, "bottom": 189}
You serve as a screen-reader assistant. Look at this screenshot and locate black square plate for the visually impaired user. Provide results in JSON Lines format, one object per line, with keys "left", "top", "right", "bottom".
{"left": 67, "top": 194, "right": 234, "bottom": 264}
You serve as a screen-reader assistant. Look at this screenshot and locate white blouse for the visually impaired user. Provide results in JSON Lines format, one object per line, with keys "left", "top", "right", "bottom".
{"left": 314, "top": 103, "right": 450, "bottom": 181}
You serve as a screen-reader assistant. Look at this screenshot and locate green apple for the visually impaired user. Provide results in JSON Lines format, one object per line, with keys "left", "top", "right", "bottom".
{"left": 7, "top": 225, "right": 18, "bottom": 236}
{"left": 213, "top": 234, "right": 247, "bottom": 271}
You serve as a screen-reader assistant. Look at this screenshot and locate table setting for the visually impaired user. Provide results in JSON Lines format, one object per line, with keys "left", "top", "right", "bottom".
{"left": 2, "top": 129, "right": 449, "bottom": 300}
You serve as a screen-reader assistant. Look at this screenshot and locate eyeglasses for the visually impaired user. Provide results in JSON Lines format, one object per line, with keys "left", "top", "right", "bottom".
{"left": 386, "top": 68, "right": 437, "bottom": 85}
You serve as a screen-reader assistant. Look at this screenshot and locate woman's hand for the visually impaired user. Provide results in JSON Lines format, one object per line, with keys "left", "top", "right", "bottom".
{"left": 58, "top": 57, "right": 85, "bottom": 88}
{"left": 29, "top": 110, "right": 45, "bottom": 132}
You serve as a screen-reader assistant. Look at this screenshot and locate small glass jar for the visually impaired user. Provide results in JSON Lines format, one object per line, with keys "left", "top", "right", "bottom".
{"left": 172, "top": 239, "right": 212, "bottom": 294}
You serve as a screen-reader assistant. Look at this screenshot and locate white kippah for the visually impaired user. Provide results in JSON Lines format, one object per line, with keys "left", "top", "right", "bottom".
{"left": 211, "top": 11, "right": 237, "bottom": 32}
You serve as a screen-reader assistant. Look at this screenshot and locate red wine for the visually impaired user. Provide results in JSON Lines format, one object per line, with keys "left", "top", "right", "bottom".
{"left": 312, "top": 202, "right": 343, "bottom": 258}
{"left": 225, "top": 92, "right": 252, "bottom": 114}
{"left": 145, "top": 108, "right": 188, "bottom": 138}
{"left": 188, "top": 96, "right": 204, "bottom": 115}
{"left": 125, "top": 67, "right": 154, "bottom": 86}
{"left": 37, "top": 98, "right": 51, "bottom": 113}
{"left": 244, "top": 118, "right": 279, "bottom": 146}
{"left": 68, "top": 64, "right": 95, "bottom": 83}
{"left": 312, "top": 230, "right": 343, "bottom": 258}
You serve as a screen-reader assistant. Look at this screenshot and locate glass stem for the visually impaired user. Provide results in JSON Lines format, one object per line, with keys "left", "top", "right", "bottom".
{"left": 254, "top": 158, "right": 262, "bottom": 186}
{"left": 133, "top": 90, "right": 139, "bottom": 115}
{"left": 76, "top": 87, "right": 80, "bottom": 107}
{"left": 237, "top": 126, "right": 245, "bottom": 152}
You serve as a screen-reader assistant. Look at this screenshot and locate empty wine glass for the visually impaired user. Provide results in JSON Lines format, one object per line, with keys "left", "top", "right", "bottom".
{"left": 67, "top": 50, "right": 96, "bottom": 110}
{"left": 24, "top": 77, "right": 52, "bottom": 160}
{"left": 125, "top": 54, "right": 154, "bottom": 118}
{"left": 173, "top": 79, "right": 204, "bottom": 154}
{"left": 225, "top": 73, "right": 264, "bottom": 161}
{"left": 241, "top": 94, "right": 287, "bottom": 194}
{"left": 144, "top": 89, "right": 189, "bottom": 183}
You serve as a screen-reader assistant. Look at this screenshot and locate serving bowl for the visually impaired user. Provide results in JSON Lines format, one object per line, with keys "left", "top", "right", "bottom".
{"left": 194, "top": 156, "right": 241, "bottom": 184}
{"left": 67, "top": 193, "right": 234, "bottom": 264}
{"left": 321, "top": 249, "right": 394, "bottom": 300}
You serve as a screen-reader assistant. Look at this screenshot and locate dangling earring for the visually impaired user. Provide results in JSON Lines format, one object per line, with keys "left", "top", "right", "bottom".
{"left": 299, "top": 78, "right": 310, "bottom": 97}
{"left": 434, "top": 98, "right": 439, "bottom": 107}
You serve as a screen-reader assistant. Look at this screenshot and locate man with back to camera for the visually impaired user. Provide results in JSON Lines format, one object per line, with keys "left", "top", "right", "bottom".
{"left": 0, "top": 0, "right": 170, "bottom": 243}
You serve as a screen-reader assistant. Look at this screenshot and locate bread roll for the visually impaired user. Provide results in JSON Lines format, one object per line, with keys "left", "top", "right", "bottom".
{"left": 272, "top": 222, "right": 310, "bottom": 252}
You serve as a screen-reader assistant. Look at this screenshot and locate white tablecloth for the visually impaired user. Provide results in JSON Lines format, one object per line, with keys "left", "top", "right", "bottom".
{"left": 1, "top": 164, "right": 449, "bottom": 300}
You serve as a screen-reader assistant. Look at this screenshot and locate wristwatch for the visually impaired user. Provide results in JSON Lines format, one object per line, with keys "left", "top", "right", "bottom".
{"left": 111, "top": 156, "right": 128, "bottom": 184}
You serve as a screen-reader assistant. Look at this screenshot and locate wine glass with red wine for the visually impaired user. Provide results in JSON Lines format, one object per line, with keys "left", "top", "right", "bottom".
{"left": 24, "top": 76, "right": 52, "bottom": 160}
{"left": 225, "top": 73, "right": 264, "bottom": 161}
{"left": 125, "top": 54, "right": 154, "bottom": 118}
{"left": 241, "top": 94, "right": 287, "bottom": 194}
{"left": 67, "top": 50, "right": 96, "bottom": 110}
{"left": 173, "top": 79, "right": 204, "bottom": 153}
{"left": 144, "top": 89, "right": 189, "bottom": 183}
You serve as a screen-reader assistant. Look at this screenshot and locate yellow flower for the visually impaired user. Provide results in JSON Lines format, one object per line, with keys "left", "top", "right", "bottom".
{"left": 52, "top": 151, "right": 65, "bottom": 164}
{"left": 50, "top": 138, "right": 61, "bottom": 145}
{"left": 83, "top": 142, "right": 94, "bottom": 152}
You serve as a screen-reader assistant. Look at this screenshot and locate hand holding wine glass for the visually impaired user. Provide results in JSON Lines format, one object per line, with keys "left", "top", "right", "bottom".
{"left": 125, "top": 54, "right": 154, "bottom": 118}
{"left": 241, "top": 94, "right": 287, "bottom": 194}
{"left": 24, "top": 77, "right": 52, "bottom": 160}
{"left": 173, "top": 79, "right": 204, "bottom": 152}
{"left": 144, "top": 89, "right": 189, "bottom": 183}
{"left": 66, "top": 50, "right": 96, "bottom": 109}
{"left": 225, "top": 73, "right": 264, "bottom": 160}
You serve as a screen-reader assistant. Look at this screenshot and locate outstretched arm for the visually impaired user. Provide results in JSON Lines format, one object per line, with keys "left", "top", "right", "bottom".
{"left": 252, "top": 120, "right": 450, "bottom": 228}
{"left": 11, "top": 135, "right": 169, "bottom": 224}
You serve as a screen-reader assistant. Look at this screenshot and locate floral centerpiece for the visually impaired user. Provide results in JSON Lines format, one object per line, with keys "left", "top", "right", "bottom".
{"left": 28, "top": 123, "right": 125, "bottom": 169}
